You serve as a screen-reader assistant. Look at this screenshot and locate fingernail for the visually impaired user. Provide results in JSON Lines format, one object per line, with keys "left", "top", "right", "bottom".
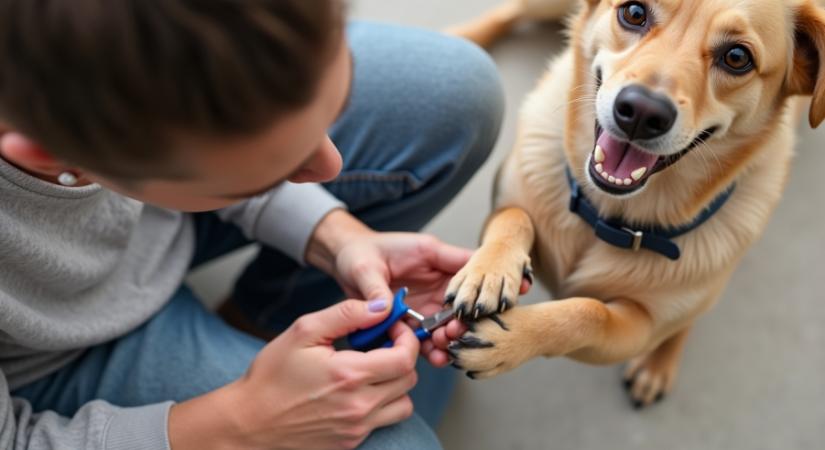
{"left": 368, "top": 299, "right": 387, "bottom": 312}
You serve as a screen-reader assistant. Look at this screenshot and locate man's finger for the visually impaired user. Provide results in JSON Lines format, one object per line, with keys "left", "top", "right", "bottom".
{"left": 366, "top": 395, "right": 415, "bottom": 430}
{"left": 289, "top": 299, "right": 390, "bottom": 346}
{"left": 520, "top": 278, "right": 532, "bottom": 295}
{"left": 369, "top": 371, "right": 418, "bottom": 404}
{"left": 431, "top": 327, "right": 450, "bottom": 350}
{"left": 422, "top": 237, "right": 474, "bottom": 274}
{"left": 353, "top": 265, "right": 393, "bottom": 301}
{"left": 444, "top": 319, "right": 469, "bottom": 341}
{"left": 420, "top": 339, "right": 435, "bottom": 356}
{"left": 418, "top": 336, "right": 451, "bottom": 367}
{"left": 426, "top": 349, "right": 450, "bottom": 367}
{"left": 430, "top": 320, "right": 468, "bottom": 350}
{"left": 385, "top": 322, "right": 420, "bottom": 362}
{"left": 345, "top": 323, "right": 419, "bottom": 383}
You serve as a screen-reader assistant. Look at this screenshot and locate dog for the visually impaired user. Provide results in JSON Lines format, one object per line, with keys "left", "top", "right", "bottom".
{"left": 445, "top": 0, "right": 825, "bottom": 407}
{"left": 445, "top": 0, "right": 577, "bottom": 48}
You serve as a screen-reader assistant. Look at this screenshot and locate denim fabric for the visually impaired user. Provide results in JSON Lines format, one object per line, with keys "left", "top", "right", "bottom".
{"left": 13, "top": 21, "right": 503, "bottom": 449}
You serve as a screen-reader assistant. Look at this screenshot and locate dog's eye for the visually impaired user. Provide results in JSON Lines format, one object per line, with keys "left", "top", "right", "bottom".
{"left": 720, "top": 45, "right": 754, "bottom": 74}
{"left": 619, "top": 2, "right": 648, "bottom": 30}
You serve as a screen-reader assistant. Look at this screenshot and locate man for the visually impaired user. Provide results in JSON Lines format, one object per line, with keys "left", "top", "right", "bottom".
{"left": 0, "top": 1, "right": 503, "bottom": 448}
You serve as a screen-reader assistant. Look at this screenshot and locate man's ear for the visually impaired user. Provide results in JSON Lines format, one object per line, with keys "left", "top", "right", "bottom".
{"left": 0, "top": 132, "right": 62, "bottom": 174}
{"left": 787, "top": 1, "right": 825, "bottom": 128}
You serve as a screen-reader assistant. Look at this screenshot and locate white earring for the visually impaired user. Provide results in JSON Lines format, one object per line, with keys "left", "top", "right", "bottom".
{"left": 57, "top": 171, "right": 78, "bottom": 187}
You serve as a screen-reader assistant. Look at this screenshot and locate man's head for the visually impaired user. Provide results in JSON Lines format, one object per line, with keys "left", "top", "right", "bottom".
{"left": 0, "top": 0, "right": 350, "bottom": 210}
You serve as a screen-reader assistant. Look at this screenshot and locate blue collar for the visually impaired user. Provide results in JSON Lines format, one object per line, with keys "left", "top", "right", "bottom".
{"left": 566, "top": 168, "right": 735, "bottom": 260}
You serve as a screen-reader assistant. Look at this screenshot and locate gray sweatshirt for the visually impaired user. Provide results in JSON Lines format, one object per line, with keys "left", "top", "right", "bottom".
{"left": 0, "top": 157, "right": 344, "bottom": 449}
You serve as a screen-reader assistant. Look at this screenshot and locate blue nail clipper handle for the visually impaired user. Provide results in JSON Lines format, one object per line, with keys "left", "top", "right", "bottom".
{"left": 348, "top": 288, "right": 432, "bottom": 351}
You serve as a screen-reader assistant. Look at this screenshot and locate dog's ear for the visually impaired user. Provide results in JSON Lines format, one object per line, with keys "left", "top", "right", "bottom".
{"left": 787, "top": 1, "right": 825, "bottom": 127}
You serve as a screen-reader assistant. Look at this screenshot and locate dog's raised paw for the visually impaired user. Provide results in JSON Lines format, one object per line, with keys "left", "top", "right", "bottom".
{"left": 444, "top": 246, "right": 531, "bottom": 322}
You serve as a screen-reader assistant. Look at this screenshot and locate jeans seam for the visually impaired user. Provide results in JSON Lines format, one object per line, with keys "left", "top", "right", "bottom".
{"left": 328, "top": 170, "right": 424, "bottom": 190}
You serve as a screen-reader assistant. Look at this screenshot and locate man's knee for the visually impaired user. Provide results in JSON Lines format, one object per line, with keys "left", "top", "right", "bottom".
{"left": 327, "top": 23, "right": 505, "bottom": 225}
{"left": 345, "top": 23, "right": 504, "bottom": 170}
{"left": 425, "top": 35, "right": 505, "bottom": 172}
{"left": 391, "top": 30, "right": 505, "bottom": 170}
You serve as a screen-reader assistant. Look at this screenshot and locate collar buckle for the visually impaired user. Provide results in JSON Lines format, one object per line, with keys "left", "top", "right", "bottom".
{"left": 621, "top": 227, "right": 644, "bottom": 252}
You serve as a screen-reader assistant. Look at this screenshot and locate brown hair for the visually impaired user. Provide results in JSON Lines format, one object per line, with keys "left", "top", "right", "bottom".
{"left": 0, "top": 0, "right": 343, "bottom": 180}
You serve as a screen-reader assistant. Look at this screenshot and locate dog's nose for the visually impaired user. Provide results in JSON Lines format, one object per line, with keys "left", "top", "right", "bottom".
{"left": 613, "top": 85, "right": 677, "bottom": 140}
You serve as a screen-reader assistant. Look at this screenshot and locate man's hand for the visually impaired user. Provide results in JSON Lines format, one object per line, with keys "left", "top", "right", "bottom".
{"left": 334, "top": 231, "right": 478, "bottom": 366}
{"left": 169, "top": 299, "right": 419, "bottom": 450}
{"left": 305, "top": 210, "right": 473, "bottom": 366}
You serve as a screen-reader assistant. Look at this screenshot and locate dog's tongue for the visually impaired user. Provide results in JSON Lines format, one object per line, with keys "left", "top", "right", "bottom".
{"left": 594, "top": 132, "right": 659, "bottom": 185}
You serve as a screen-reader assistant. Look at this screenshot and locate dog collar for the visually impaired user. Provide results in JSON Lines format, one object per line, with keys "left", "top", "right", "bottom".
{"left": 566, "top": 167, "right": 735, "bottom": 260}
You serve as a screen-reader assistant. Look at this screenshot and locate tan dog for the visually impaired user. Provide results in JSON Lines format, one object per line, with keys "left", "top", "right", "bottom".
{"left": 445, "top": 0, "right": 825, "bottom": 407}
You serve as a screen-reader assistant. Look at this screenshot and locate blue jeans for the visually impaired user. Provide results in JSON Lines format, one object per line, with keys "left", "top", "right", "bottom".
{"left": 13, "top": 22, "right": 503, "bottom": 449}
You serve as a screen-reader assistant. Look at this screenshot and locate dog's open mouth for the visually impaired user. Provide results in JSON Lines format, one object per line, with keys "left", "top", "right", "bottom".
{"left": 587, "top": 124, "right": 717, "bottom": 195}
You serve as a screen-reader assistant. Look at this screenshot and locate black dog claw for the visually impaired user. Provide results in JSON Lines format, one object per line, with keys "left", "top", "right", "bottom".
{"left": 622, "top": 378, "right": 633, "bottom": 390}
{"left": 472, "top": 304, "right": 485, "bottom": 320}
{"left": 466, "top": 371, "right": 478, "bottom": 380}
{"left": 455, "top": 307, "right": 465, "bottom": 322}
{"left": 444, "top": 293, "right": 456, "bottom": 305}
{"left": 522, "top": 265, "right": 534, "bottom": 285}
{"left": 456, "top": 336, "right": 494, "bottom": 349}
{"left": 488, "top": 314, "right": 509, "bottom": 331}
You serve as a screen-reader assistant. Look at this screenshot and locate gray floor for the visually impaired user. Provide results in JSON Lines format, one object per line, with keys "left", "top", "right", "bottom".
{"left": 189, "top": 1, "right": 825, "bottom": 449}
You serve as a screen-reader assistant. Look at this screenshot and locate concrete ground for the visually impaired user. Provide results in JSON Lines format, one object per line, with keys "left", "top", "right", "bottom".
{"left": 189, "top": 1, "right": 825, "bottom": 449}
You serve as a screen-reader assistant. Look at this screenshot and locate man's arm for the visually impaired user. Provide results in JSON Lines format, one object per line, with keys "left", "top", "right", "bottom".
{"left": 2, "top": 370, "right": 173, "bottom": 450}
{"left": 215, "top": 182, "right": 346, "bottom": 265}
{"left": 303, "top": 209, "right": 377, "bottom": 276}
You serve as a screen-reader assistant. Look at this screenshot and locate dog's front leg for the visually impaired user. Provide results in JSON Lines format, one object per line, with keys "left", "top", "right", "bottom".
{"left": 445, "top": 206, "right": 535, "bottom": 320}
{"left": 449, "top": 297, "right": 654, "bottom": 379}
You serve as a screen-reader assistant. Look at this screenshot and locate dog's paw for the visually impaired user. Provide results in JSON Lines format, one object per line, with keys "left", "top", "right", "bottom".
{"left": 446, "top": 307, "right": 534, "bottom": 379}
{"left": 444, "top": 244, "right": 532, "bottom": 322}
{"left": 622, "top": 350, "right": 679, "bottom": 409}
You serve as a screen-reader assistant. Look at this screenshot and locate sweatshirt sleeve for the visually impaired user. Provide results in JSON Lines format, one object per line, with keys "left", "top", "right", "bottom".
{"left": 215, "top": 182, "right": 345, "bottom": 265}
{"left": 2, "top": 371, "right": 172, "bottom": 450}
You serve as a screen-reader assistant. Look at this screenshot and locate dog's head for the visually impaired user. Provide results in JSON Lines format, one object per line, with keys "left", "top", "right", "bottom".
{"left": 567, "top": 0, "right": 825, "bottom": 198}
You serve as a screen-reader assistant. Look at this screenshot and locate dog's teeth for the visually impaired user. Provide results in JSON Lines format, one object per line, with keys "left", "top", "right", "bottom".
{"left": 595, "top": 163, "right": 604, "bottom": 172}
{"left": 631, "top": 167, "right": 647, "bottom": 181}
{"left": 601, "top": 171, "right": 609, "bottom": 179}
{"left": 623, "top": 178, "right": 632, "bottom": 185}
{"left": 608, "top": 175, "right": 616, "bottom": 183}
{"left": 593, "top": 145, "right": 605, "bottom": 163}
{"left": 614, "top": 178, "right": 624, "bottom": 185}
